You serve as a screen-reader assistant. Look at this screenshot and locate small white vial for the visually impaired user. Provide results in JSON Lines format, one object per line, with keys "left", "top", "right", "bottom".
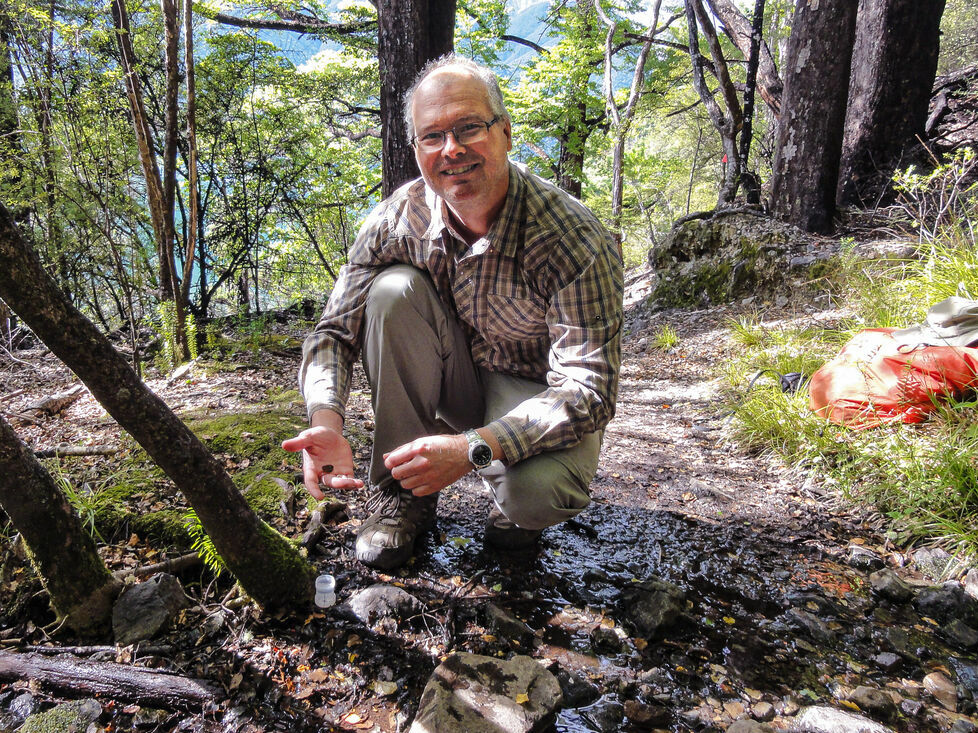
{"left": 314, "top": 574, "right": 336, "bottom": 608}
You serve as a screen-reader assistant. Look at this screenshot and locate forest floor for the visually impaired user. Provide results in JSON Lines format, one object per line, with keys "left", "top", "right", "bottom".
{"left": 1, "top": 262, "right": 977, "bottom": 732}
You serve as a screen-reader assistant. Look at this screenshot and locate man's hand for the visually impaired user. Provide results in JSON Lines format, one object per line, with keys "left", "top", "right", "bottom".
{"left": 282, "top": 414, "right": 363, "bottom": 499}
{"left": 384, "top": 433, "right": 477, "bottom": 497}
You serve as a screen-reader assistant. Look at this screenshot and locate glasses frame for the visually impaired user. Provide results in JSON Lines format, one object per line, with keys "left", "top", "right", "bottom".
{"left": 412, "top": 116, "right": 500, "bottom": 151}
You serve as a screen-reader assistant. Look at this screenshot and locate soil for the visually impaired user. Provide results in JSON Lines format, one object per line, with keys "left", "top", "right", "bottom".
{"left": 1, "top": 265, "right": 976, "bottom": 733}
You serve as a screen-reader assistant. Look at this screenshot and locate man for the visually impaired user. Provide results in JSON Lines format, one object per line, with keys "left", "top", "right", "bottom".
{"left": 283, "top": 54, "right": 623, "bottom": 570}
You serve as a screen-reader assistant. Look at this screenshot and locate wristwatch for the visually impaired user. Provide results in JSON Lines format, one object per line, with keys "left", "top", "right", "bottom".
{"left": 464, "top": 430, "right": 493, "bottom": 470}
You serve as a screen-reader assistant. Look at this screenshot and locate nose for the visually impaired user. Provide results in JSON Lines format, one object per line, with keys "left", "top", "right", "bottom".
{"left": 441, "top": 131, "right": 466, "bottom": 156}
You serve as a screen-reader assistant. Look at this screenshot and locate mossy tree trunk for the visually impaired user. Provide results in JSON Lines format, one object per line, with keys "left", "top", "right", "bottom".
{"left": 0, "top": 204, "right": 314, "bottom": 611}
{"left": 0, "top": 415, "right": 121, "bottom": 633}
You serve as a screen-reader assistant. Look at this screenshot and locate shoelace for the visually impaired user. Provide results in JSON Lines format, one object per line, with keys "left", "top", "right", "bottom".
{"left": 364, "top": 483, "right": 405, "bottom": 515}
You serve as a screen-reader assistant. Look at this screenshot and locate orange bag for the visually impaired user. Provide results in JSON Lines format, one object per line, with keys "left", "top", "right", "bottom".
{"left": 808, "top": 328, "right": 978, "bottom": 427}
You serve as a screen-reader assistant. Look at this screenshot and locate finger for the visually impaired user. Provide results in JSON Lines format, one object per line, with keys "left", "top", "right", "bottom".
{"left": 281, "top": 435, "right": 313, "bottom": 453}
{"left": 412, "top": 484, "right": 440, "bottom": 497}
{"left": 325, "top": 475, "right": 363, "bottom": 490}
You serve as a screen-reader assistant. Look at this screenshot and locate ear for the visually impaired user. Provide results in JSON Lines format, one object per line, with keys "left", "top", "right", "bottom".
{"left": 502, "top": 117, "right": 513, "bottom": 152}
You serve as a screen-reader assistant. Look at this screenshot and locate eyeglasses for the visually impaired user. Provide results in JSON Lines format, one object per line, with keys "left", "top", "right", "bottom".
{"left": 412, "top": 117, "right": 500, "bottom": 152}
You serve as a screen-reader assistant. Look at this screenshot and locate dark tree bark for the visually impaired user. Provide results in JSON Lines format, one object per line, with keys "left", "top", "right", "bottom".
{"left": 770, "top": 0, "right": 858, "bottom": 233}
{"left": 837, "top": 0, "right": 947, "bottom": 207}
{"left": 0, "top": 204, "right": 315, "bottom": 612}
{"left": 377, "top": 0, "right": 456, "bottom": 195}
{"left": 706, "top": 0, "right": 782, "bottom": 116}
{"left": 0, "top": 415, "right": 121, "bottom": 632}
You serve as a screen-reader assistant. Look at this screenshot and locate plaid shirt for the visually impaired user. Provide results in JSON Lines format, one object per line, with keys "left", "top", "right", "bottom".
{"left": 300, "top": 163, "right": 623, "bottom": 464}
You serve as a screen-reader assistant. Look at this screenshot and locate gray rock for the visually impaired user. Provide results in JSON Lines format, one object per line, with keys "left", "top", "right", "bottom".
{"left": 964, "top": 568, "right": 978, "bottom": 600}
{"left": 794, "top": 705, "right": 895, "bottom": 732}
{"left": 785, "top": 607, "right": 835, "bottom": 643}
{"left": 753, "top": 701, "right": 776, "bottom": 722}
{"left": 924, "top": 670, "right": 958, "bottom": 710}
{"left": 873, "top": 652, "right": 903, "bottom": 672}
{"left": 868, "top": 569, "right": 914, "bottom": 603}
{"left": 409, "top": 653, "right": 561, "bottom": 733}
{"left": 728, "top": 720, "right": 775, "bottom": 733}
{"left": 950, "top": 720, "right": 978, "bottom": 733}
{"left": 946, "top": 618, "right": 978, "bottom": 650}
{"left": 555, "top": 667, "right": 601, "bottom": 708}
{"left": 343, "top": 584, "right": 423, "bottom": 626}
{"left": 20, "top": 699, "right": 102, "bottom": 733}
{"left": 899, "top": 698, "right": 924, "bottom": 717}
{"left": 618, "top": 577, "right": 686, "bottom": 637}
{"left": 486, "top": 603, "right": 535, "bottom": 649}
{"left": 848, "top": 686, "right": 897, "bottom": 722}
{"left": 914, "top": 547, "right": 956, "bottom": 580}
{"left": 848, "top": 545, "right": 884, "bottom": 571}
{"left": 112, "top": 573, "right": 190, "bottom": 645}
{"left": 916, "top": 581, "right": 978, "bottom": 626}
{"left": 7, "top": 693, "right": 40, "bottom": 723}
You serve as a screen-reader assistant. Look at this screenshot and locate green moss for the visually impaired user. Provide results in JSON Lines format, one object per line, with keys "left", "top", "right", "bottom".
{"left": 20, "top": 699, "right": 101, "bottom": 733}
{"left": 187, "top": 410, "right": 307, "bottom": 474}
{"left": 240, "top": 472, "right": 290, "bottom": 518}
{"left": 232, "top": 520, "right": 315, "bottom": 610}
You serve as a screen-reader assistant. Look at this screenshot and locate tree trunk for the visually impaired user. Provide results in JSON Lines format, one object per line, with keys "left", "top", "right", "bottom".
{"left": 837, "top": 0, "right": 947, "bottom": 207}
{"left": 706, "top": 0, "right": 782, "bottom": 116}
{"left": 377, "top": 0, "right": 456, "bottom": 196}
{"left": 770, "top": 0, "right": 858, "bottom": 233}
{"left": 0, "top": 415, "right": 121, "bottom": 632}
{"left": 0, "top": 204, "right": 315, "bottom": 612}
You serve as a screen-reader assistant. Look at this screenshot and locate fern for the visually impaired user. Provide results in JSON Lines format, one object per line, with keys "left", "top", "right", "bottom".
{"left": 183, "top": 510, "right": 226, "bottom": 577}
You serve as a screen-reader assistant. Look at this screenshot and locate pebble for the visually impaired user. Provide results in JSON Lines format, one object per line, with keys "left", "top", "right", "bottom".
{"left": 923, "top": 671, "right": 958, "bottom": 710}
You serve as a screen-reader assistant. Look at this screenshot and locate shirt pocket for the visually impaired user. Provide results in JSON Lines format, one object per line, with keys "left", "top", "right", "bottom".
{"left": 485, "top": 293, "right": 549, "bottom": 341}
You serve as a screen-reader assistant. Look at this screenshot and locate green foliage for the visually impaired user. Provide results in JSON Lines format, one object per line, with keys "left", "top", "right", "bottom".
{"left": 184, "top": 510, "right": 226, "bottom": 577}
{"left": 726, "top": 151, "right": 978, "bottom": 552}
{"left": 652, "top": 324, "right": 679, "bottom": 350}
{"left": 48, "top": 461, "right": 103, "bottom": 542}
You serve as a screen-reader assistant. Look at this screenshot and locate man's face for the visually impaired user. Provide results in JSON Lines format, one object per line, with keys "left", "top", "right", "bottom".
{"left": 411, "top": 68, "right": 512, "bottom": 230}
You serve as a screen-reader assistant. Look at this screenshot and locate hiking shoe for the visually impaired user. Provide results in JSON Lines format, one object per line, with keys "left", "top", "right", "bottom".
{"left": 483, "top": 507, "right": 542, "bottom": 551}
{"left": 355, "top": 482, "right": 437, "bottom": 570}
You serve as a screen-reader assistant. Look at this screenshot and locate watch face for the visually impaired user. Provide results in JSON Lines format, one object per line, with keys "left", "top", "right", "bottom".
{"left": 472, "top": 443, "right": 493, "bottom": 466}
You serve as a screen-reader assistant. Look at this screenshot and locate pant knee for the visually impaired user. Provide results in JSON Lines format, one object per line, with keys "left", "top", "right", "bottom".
{"left": 366, "top": 266, "right": 426, "bottom": 322}
{"left": 493, "top": 476, "right": 590, "bottom": 530}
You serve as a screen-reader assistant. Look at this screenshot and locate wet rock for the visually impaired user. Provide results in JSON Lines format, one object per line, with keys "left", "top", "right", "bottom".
{"left": 112, "top": 573, "right": 190, "bottom": 645}
{"left": 915, "top": 581, "right": 978, "bottom": 626}
{"left": 900, "top": 698, "right": 924, "bottom": 717}
{"left": 728, "top": 720, "right": 775, "bottom": 733}
{"left": 486, "top": 603, "right": 535, "bottom": 649}
{"left": 946, "top": 618, "right": 978, "bottom": 650}
{"left": 873, "top": 652, "right": 903, "bottom": 672}
{"left": 950, "top": 658, "right": 978, "bottom": 700}
{"left": 752, "top": 701, "right": 775, "bottom": 721}
{"left": 914, "top": 547, "right": 955, "bottom": 580}
{"left": 877, "top": 627, "right": 917, "bottom": 660}
{"left": 618, "top": 577, "right": 686, "bottom": 637}
{"left": 848, "top": 686, "right": 897, "bottom": 722}
{"left": 0, "top": 692, "right": 40, "bottom": 730}
{"left": 590, "top": 625, "right": 622, "bottom": 654}
{"left": 623, "top": 699, "right": 670, "bottom": 727}
{"left": 20, "top": 699, "right": 102, "bottom": 733}
{"left": 794, "top": 705, "right": 894, "bottom": 732}
{"left": 924, "top": 670, "right": 958, "bottom": 711}
{"left": 579, "top": 698, "right": 624, "bottom": 732}
{"left": 868, "top": 569, "right": 914, "bottom": 603}
{"left": 555, "top": 667, "right": 601, "bottom": 708}
{"left": 342, "top": 584, "right": 423, "bottom": 626}
{"left": 409, "top": 653, "right": 560, "bottom": 733}
{"left": 848, "top": 545, "right": 884, "bottom": 571}
{"left": 785, "top": 607, "right": 835, "bottom": 643}
{"left": 951, "top": 720, "right": 978, "bottom": 733}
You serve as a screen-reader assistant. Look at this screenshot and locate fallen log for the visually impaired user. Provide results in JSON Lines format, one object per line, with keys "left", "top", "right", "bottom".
{"left": 0, "top": 650, "right": 222, "bottom": 710}
{"left": 33, "top": 445, "right": 120, "bottom": 458}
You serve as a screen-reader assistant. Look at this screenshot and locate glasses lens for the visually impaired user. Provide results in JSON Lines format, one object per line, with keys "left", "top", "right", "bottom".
{"left": 455, "top": 122, "right": 488, "bottom": 145}
{"left": 418, "top": 132, "right": 445, "bottom": 151}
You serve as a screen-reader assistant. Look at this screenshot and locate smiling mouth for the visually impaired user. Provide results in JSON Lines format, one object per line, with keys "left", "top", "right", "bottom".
{"left": 442, "top": 163, "right": 478, "bottom": 176}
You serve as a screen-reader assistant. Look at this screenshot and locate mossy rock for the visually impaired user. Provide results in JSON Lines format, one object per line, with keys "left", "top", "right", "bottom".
{"left": 647, "top": 209, "right": 824, "bottom": 307}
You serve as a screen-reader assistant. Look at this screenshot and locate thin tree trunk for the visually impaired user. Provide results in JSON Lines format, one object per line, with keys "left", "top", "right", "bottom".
{"left": 685, "top": 0, "right": 742, "bottom": 204}
{"left": 0, "top": 203, "right": 315, "bottom": 612}
{"left": 182, "top": 0, "right": 199, "bottom": 310}
{"left": 770, "top": 0, "right": 858, "bottom": 233}
{"left": 737, "top": 0, "right": 765, "bottom": 203}
{"left": 0, "top": 414, "right": 121, "bottom": 632}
